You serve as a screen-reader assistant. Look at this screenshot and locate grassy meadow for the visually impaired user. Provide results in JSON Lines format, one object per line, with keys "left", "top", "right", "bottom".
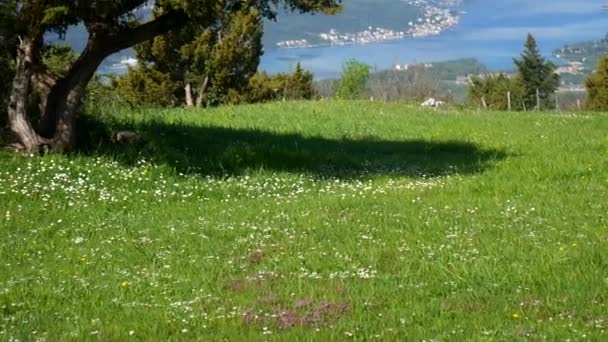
{"left": 1, "top": 101, "right": 607, "bottom": 340}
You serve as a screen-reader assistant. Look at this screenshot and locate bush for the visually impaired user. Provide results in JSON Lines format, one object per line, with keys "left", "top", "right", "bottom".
{"left": 241, "top": 64, "right": 314, "bottom": 103}
{"left": 336, "top": 59, "right": 371, "bottom": 100}
{"left": 468, "top": 74, "right": 525, "bottom": 111}
{"left": 113, "top": 66, "right": 180, "bottom": 107}
{"left": 585, "top": 56, "right": 608, "bottom": 111}
{"left": 83, "top": 75, "right": 130, "bottom": 114}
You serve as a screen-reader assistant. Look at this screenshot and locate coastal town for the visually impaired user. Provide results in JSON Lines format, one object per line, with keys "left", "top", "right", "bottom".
{"left": 276, "top": 0, "right": 462, "bottom": 48}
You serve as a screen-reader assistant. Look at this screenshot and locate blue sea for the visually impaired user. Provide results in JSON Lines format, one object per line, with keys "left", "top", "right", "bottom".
{"left": 260, "top": 0, "right": 608, "bottom": 78}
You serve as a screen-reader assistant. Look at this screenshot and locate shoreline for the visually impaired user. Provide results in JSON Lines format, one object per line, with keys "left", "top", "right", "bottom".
{"left": 274, "top": 1, "right": 463, "bottom": 49}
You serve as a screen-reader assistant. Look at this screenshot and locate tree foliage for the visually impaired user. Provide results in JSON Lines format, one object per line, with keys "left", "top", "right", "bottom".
{"left": 288, "top": 63, "right": 315, "bottom": 100}
{"left": 585, "top": 56, "right": 608, "bottom": 111}
{"left": 41, "top": 44, "right": 78, "bottom": 79}
{"left": 131, "top": 6, "right": 263, "bottom": 107}
{"left": 468, "top": 74, "right": 525, "bottom": 111}
{"left": 337, "top": 59, "right": 371, "bottom": 100}
{"left": 113, "top": 66, "right": 179, "bottom": 107}
{"left": 513, "top": 34, "right": 559, "bottom": 110}
{"left": 201, "top": 8, "right": 264, "bottom": 105}
{"left": 241, "top": 63, "right": 314, "bottom": 103}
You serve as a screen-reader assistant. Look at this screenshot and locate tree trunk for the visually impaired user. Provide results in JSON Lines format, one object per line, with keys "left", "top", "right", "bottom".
{"left": 31, "top": 66, "right": 57, "bottom": 121}
{"left": 42, "top": 37, "right": 107, "bottom": 152}
{"left": 185, "top": 82, "right": 194, "bottom": 107}
{"left": 7, "top": 35, "right": 49, "bottom": 151}
{"left": 195, "top": 76, "right": 209, "bottom": 108}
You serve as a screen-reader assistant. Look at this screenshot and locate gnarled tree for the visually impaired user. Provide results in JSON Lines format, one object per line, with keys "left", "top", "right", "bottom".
{"left": 1, "top": 0, "right": 341, "bottom": 152}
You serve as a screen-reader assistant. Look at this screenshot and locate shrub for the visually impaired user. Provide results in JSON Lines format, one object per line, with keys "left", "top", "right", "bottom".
{"left": 585, "top": 56, "right": 608, "bottom": 111}
{"left": 336, "top": 59, "right": 371, "bottom": 100}
{"left": 468, "top": 74, "right": 525, "bottom": 111}
{"left": 242, "top": 64, "right": 314, "bottom": 103}
{"left": 113, "top": 66, "right": 179, "bottom": 107}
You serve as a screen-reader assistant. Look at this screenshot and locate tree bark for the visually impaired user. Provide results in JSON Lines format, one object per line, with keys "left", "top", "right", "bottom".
{"left": 195, "top": 76, "right": 209, "bottom": 108}
{"left": 41, "top": 29, "right": 107, "bottom": 150}
{"left": 185, "top": 82, "right": 194, "bottom": 107}
{"left": 7, "top": 35, "right": 49, "bottom": 151}
{"left": 31, "top": 66, "right": 57, "bottom": 119}
{"left": 44, "top": 44, "right": 106, "bottom": 151}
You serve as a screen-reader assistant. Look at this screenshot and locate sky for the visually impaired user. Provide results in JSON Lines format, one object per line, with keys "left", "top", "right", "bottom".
{"left": 458, "top": 0, "right": 607, "bottom": 42}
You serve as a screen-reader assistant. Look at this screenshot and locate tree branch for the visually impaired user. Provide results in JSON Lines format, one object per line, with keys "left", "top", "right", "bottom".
{"left": 103, "top": 10, "right": 188, "bottom": 55}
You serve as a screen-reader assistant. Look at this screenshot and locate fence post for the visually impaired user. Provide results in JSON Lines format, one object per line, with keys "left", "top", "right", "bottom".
{"left": 555, "top": 94, "right": 559, "bottom": 112}
{"left": 481, "top": 96, "right": 487, "bottom": 109}
{"left": 577, "top": 98, "right": 582, "bottom": 112}
{"left": 536, "top": 89, "right": 540, "bottom": 111}
{"left": 507, "top": 91, "right": 511, "bottom": 111}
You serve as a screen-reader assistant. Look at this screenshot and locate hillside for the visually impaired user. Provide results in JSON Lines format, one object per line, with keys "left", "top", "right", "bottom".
{"left": 553, "top": 33, "right": 608, "bottom": 85}
{"left": 1, "top": 102, "right": 607, "bottom": 340}
{"left": 554, "top": 34, "right": 608, "bottom": 69}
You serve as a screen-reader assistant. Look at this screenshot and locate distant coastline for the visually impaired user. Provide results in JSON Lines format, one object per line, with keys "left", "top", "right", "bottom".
{"left": 274, "top": 0, "right": 463, "bottom": 49}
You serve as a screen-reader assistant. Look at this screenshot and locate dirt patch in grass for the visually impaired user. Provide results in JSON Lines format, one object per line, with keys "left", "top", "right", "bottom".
{"left": 243, "top": 300, "right": 351, "bottom": 329}
{"left": 247, "top": 249, "right": 265, "bottom": 265}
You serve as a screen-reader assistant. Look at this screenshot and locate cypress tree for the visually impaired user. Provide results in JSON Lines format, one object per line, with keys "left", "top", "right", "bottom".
{"left": 287, "top": 63, "right": 314, "bottom": 100}
{"left": 513, "top": 34, "right": 559, "bottom": 110}
{"left": 131, "top": 7, "right": 263, "bottom": 107}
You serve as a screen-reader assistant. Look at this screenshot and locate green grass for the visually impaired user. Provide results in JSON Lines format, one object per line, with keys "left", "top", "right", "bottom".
{"left": 1, "top": 101, "right": 608, "bottom": 340}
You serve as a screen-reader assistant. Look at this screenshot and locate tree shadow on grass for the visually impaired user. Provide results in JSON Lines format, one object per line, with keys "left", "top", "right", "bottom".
{"left": 79, "top": 117, "right": 508, "bottom": 179}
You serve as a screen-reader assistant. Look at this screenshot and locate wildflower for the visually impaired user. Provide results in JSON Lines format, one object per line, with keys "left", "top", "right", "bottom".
{"left": 72, "top": 237, "right": 85, "bottom": 244}
{"left": 121, "top": 281, "right": 129, "bottom": 288}
{"left": 512, "top": 313, "right": 521, "bottom": 319}
{"left": 572, "top": 243, "right": 577, "bottom": 248}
